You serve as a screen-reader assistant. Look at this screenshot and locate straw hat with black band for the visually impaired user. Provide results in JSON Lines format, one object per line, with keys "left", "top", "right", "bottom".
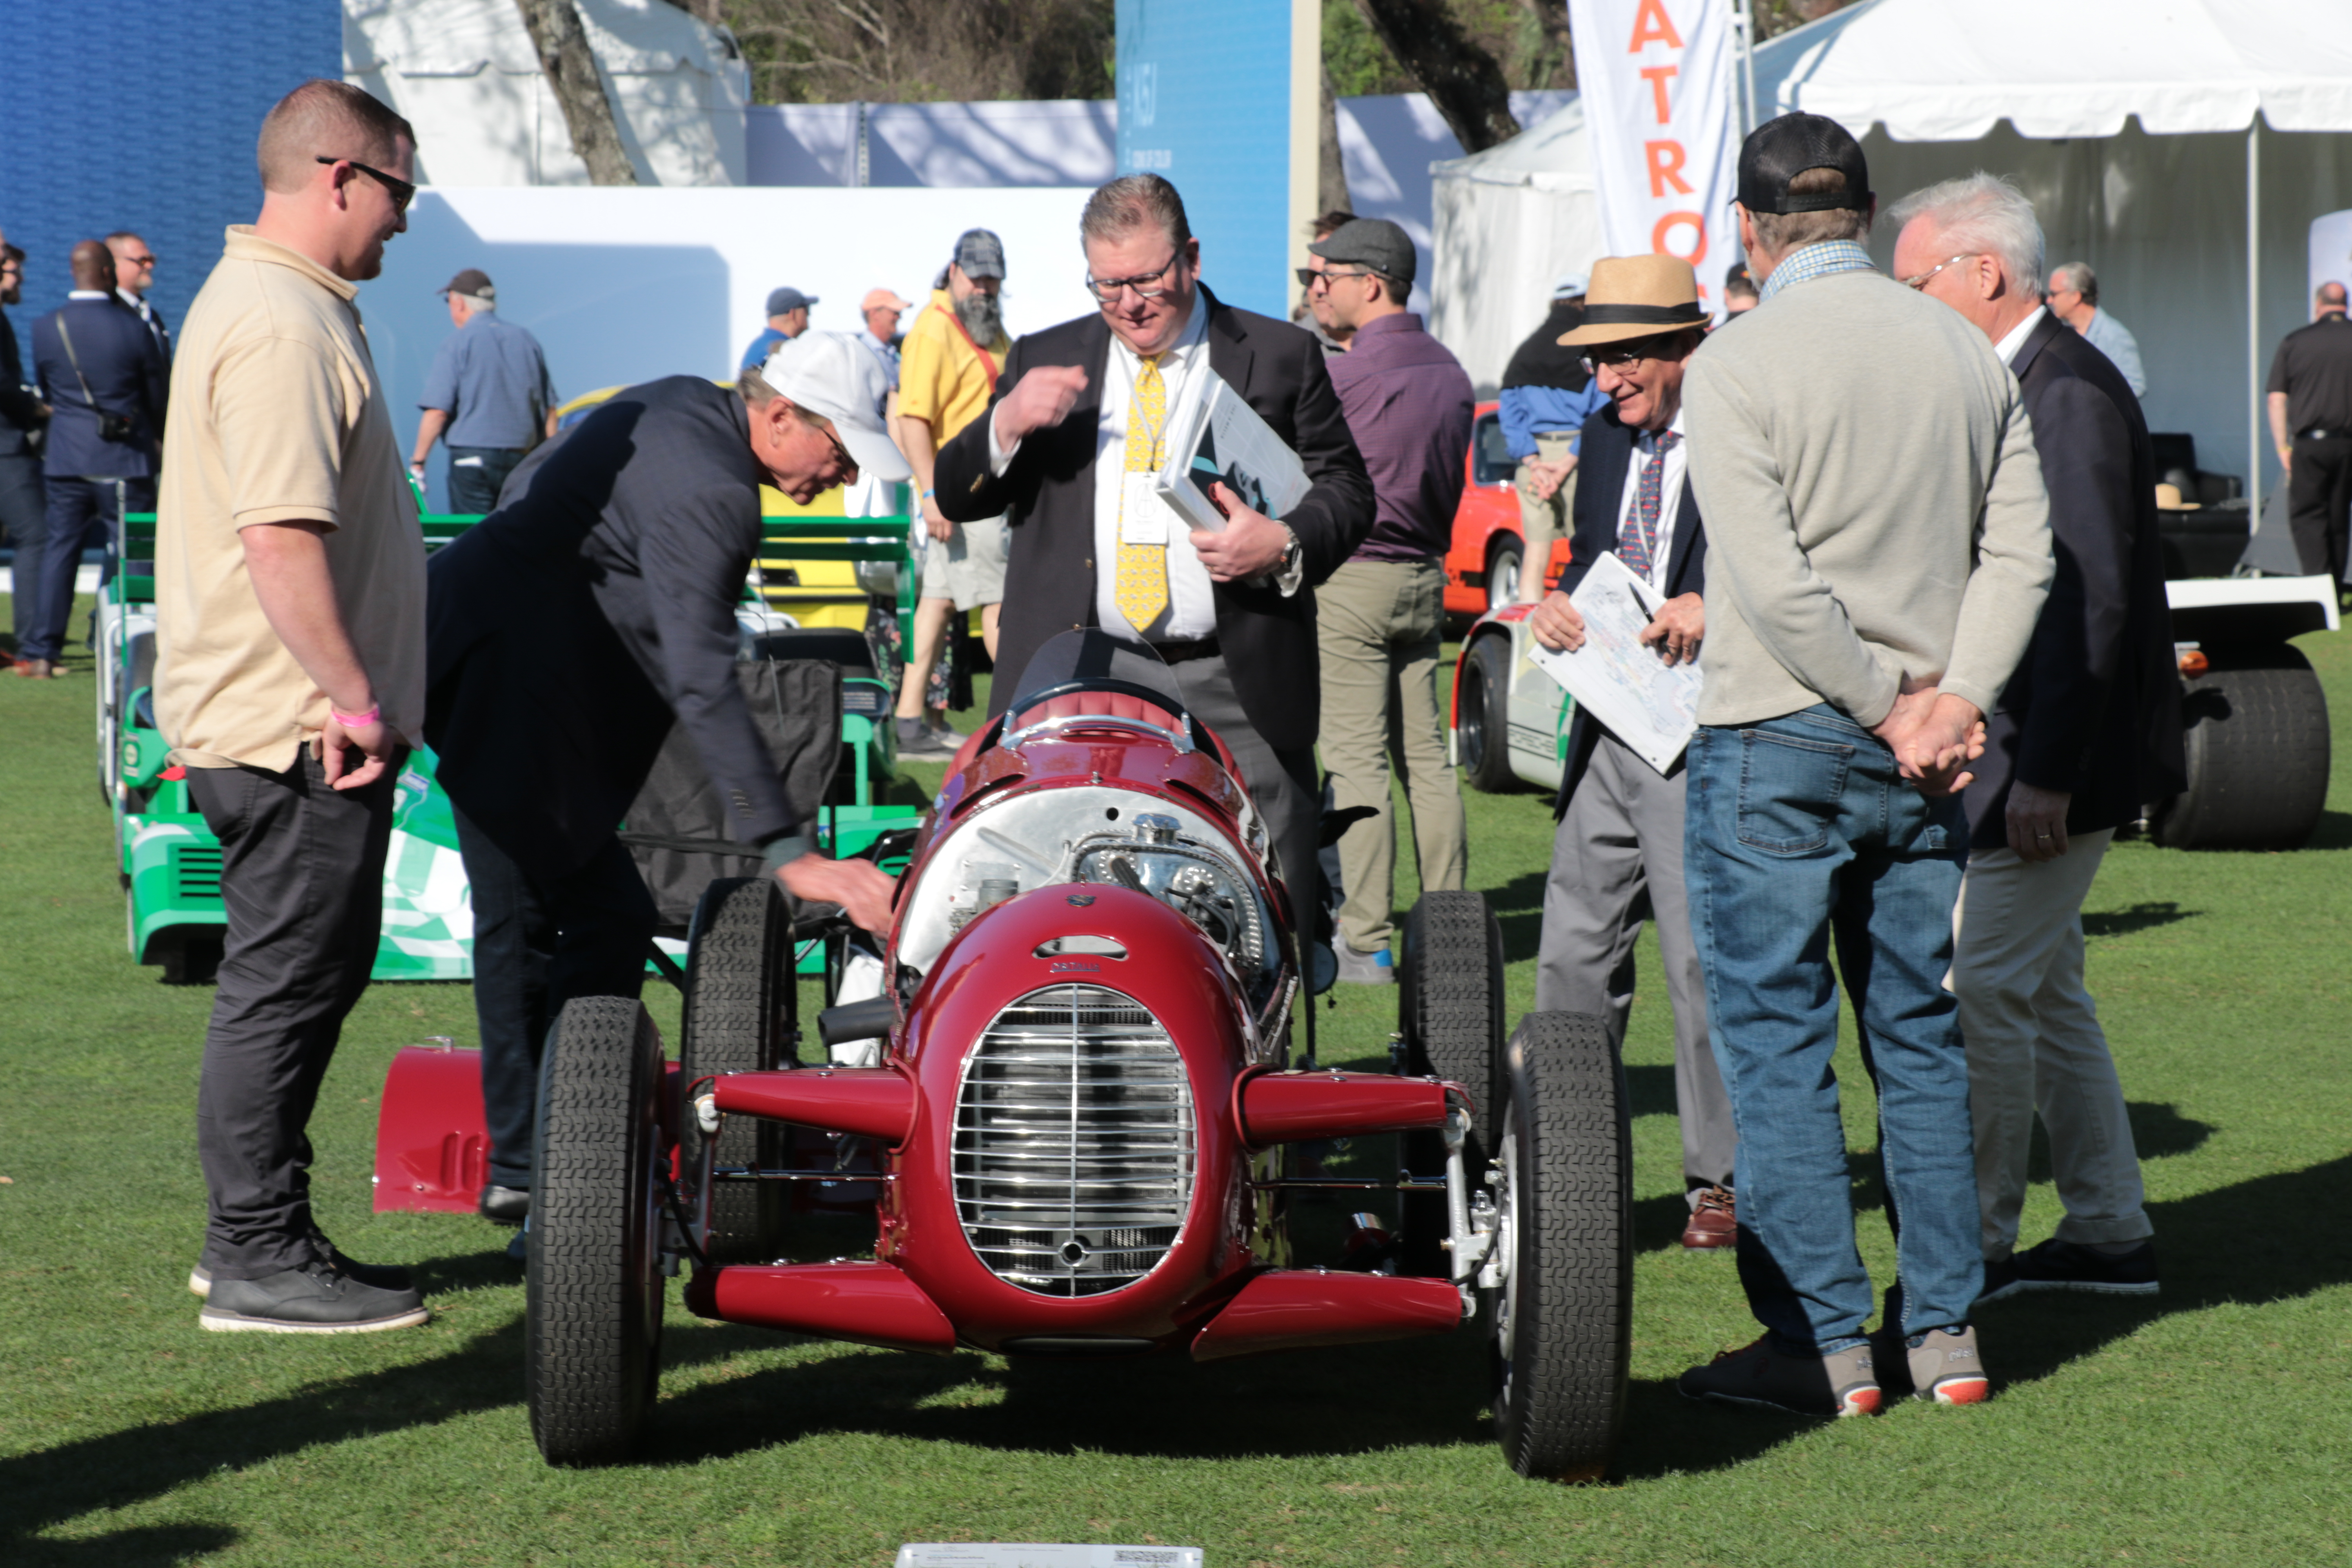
{"left": 1557, "top": 255, "right": 1709, "bottom": 348}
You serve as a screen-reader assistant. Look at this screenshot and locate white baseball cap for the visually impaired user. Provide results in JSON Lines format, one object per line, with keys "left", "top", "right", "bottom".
{"left": 760, "top": 330, "right": 912, "bottom": 481}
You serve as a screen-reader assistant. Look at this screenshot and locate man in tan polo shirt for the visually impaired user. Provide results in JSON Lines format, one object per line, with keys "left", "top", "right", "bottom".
{"left": 155, "top": 79, "right": 430, "bottom": 1333}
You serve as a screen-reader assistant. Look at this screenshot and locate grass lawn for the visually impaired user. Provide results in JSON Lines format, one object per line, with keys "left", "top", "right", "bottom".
{"left": 2, "top": 595, "right": 2347, "bottom": 1567}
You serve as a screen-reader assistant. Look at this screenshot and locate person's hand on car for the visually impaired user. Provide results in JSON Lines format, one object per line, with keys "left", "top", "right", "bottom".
{"left": 778, "top": 853, "right": 897, "bottom": 936}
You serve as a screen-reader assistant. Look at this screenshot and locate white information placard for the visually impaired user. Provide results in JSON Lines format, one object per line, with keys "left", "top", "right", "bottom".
{"left": 1526, "top": 550, "right": 1702, "bottom": 775}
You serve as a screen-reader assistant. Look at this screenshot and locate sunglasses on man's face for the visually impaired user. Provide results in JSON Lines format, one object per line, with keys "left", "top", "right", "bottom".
{"left": 317, "top": 155, "right": 416, "bottom": 216}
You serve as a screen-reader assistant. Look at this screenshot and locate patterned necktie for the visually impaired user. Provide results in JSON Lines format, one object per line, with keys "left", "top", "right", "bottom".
{"left": 1114, "top": 355, "right": 1170, "bottom": 632}
{"left": 1617, "top": 430, "right": 1682, "bottom": 580}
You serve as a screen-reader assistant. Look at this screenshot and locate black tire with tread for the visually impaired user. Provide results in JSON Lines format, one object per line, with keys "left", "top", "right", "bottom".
{"left": 1490, "top": 1011, "right": 1632, "bottom": 1483}
{"left": 1398, "top": 891, "right": 1506, "bottom": 1278}
{"left": 527, "top": 996, "right": 669, "bottom": 1466}
{"left": 2153, "top": 646, "right": 2330, "bottom": 851}
{"left": 679, "top": 877, "right": 793, "bottom": 1263}
{"left": 1459, "top": 634, "right": 1518, "bottom": 795}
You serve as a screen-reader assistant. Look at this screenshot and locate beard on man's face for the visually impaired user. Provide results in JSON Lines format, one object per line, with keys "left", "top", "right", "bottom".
{"left": 953, "top": 287, "right": 1002, "bottom": 344}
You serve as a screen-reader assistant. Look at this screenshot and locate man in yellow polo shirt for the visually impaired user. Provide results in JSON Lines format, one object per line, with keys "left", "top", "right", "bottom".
{"left": 154, "top": 80, "right": 430, "bottom": 1334}
{"left": 890, "top": 228, "right": 1009, "bottom": 756}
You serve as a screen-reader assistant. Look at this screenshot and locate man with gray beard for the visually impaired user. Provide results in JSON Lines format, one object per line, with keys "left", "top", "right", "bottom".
{"left": 892, "top": 229, "right": 1012, "bottom": 754}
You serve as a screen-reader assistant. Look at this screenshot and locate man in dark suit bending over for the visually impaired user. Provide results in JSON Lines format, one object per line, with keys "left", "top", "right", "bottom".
{"left": 933, "top": 174, "right": 1374, "bottom": 931}
{"left": 426, "top": 333, "right": 901, "bottom": 1228}
{"left": 1526, "top": 255, "right": 1736, "bottom": 1252}
{"left": 1891, "top": 174, "right": 2185, "bottom": 1302}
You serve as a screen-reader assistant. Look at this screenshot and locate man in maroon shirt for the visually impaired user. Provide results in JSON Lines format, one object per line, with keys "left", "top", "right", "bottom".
{"left": 1309, "top": 218, "right": 1474, "bottom": 982}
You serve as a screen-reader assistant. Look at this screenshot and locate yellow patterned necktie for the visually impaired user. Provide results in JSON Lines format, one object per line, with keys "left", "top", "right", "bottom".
{"left": 1114, "top": 354, "right": 1170, "bottom": 632}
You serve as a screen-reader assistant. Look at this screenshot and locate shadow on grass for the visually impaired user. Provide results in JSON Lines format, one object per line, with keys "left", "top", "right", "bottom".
{"left": 7, "top": 1524, "right": 240, "bottom": 1568}
{"left": 2301, "top": 809, "right": 2352, "bottom": 851}
{"left": 2081, "top": 900, "right": 2199, "bottom": 938}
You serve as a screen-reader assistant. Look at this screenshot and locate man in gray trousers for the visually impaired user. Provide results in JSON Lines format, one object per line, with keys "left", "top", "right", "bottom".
{"left": 1529, "top": 254, "right": 1735, "bottom": 1252}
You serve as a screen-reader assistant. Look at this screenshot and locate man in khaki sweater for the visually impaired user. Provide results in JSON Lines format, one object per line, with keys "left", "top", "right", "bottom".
{"left": 1673, "top": 115, "right": 2053, "bottom": 1418}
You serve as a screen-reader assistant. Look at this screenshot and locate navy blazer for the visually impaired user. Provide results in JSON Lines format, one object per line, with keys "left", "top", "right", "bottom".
{"left": 1551, "top": 405, "right": 1708, "bottom": 816}
{"left": 30, "top": 296, "right": 165, "bottom": 479}
{"left": 933, "top": 286, "right": 1374, "bottom": 744}
{"left": 1962, "top": 312, "right": 2185, "bottom": 846}
{"left": 424, "top": 376, "right": 795, "bottom": 882}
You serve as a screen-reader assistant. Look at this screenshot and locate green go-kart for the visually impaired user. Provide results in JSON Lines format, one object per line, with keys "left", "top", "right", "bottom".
{"left": 103, "top": 503, "right": 925, "bottom": 985}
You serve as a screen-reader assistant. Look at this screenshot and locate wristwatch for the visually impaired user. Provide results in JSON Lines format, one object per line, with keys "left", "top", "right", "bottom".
{"left": 1279, "top": 524, "right": 1303, "bottom": 577}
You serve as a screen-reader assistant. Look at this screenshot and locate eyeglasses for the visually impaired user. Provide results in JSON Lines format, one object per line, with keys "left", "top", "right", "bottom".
{"left": 1086, "top": 251, "right": 1183, "bottom": 303}
{"left": 1900, "top": 253, "right": 1979, "bottom": 291}
{"left": 808, "top": 414, "right": 855, "bottom": 474}
{"left": 1579, "top": 339, "right": 1673, "bottom": 373}
{"left": 317, "top": 155, "right": 416, "bottom": 216}
{"left": 1293, "top": 266, "right": 1372, "bottom": 292}
{"left": 121, "top": 254, "right": 157, "bottom": 268}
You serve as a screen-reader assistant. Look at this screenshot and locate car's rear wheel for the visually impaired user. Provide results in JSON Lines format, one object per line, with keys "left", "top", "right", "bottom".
{"left": 1458, "top": 635, "right": 1518, "bottom": 795}
{"left": 1399, "top": 891, "right": 1505, "bottom": 1278}
{"left": 1489, "top": 1011, "right": 1631, "bottom": 1483}
{"left": 2153, "top": 644, "right": 2330, "bottom": 851}
{"left": 1485, "top": 537, "right": 1524, "bottom": 614}
{"left": 679, "top": 877, "right": 793, "bottom": 1263}
{"left": 527, "top": 996, "right": 670, "bottom": 1466}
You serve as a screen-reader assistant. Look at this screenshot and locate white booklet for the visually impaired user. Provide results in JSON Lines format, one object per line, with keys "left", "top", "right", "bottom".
{"left": 1526, "top": 550, "right": 1704, "bottom": 776}
{"left": 1152, "top": 370, "right": 1312, "bottom": 533}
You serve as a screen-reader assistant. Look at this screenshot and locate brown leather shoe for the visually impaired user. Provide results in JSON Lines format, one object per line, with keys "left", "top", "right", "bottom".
{"left": 16, "top": 657, "right": 56, "bottom": 679}
{"left": 1681, "top": 1185, "right": 1736, "bottom": 1250}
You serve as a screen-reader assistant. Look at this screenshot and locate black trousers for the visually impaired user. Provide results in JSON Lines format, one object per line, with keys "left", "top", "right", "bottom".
{"left": 188, "top": 752, "right": 396, "bottom": 1279}
{"left": 451, "top": 804, "right": 656, "bottom": 1189}
{"left": 0, "top": 450, "right": 44, "bottom": 650}
{"left": 446, "top": 446, "right": 526, "bottom": 515}
{"left": 2287, "top": 435, "right": 2352, "bottom": 585}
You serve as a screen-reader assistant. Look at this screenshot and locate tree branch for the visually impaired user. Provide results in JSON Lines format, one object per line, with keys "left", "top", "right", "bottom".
{"left": 514, "top": 0, "right": 641, "bottom": 185}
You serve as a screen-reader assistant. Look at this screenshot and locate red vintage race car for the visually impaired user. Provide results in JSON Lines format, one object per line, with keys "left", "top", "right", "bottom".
{"left": 511, "top": 632, "right": 1633, "bottom": 1480}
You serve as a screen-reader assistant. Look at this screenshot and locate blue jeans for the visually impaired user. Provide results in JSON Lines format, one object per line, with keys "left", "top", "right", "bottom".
{"left": 1684, "top": 704, "right": 1979, "bottom": 1352}
{"left": 445, "top": 446, "right": 526, "bottom": 515}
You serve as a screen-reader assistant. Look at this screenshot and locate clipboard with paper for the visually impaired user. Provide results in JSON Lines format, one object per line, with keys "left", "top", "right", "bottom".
{"left": 1525, "top": 550, "right": 1704, "bottom": 776}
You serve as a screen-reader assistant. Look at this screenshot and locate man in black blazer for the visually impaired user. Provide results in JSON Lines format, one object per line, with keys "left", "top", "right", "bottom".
{"left": 933, "top": 174, "right": 1374, "bottom": 935}
{"left": 1524, "top": 254, "right": 1735, "bottom": 1251}
{"left": 1893, "top": 176, "right": 2186, "bottom": 1302}
{"left": 0, "top": 241, "right": 51, "bottom": 667}
{"left": 425, "top": 340, "right": 899, "bottom": 1224}
{"left": 22, "top": 239, "right": 166, "bottom": 675}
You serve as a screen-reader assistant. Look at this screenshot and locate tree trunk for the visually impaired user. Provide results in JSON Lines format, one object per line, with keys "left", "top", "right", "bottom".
{"left": 515, "top": 0, "right": 641, "bottom": 185}
{"left": 1349, "top": 0, "right": 1521, "bottom": 154}
{"left": 1319, "top": 66, "right": 1351, "bottom": 217}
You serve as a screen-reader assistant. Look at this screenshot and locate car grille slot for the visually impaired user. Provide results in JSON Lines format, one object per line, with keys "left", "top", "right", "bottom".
{"left": 954, "top": 984, "right": 1194, "bottom": 1297}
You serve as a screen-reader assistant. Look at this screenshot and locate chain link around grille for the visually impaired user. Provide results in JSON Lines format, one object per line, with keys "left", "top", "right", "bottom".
{"left": 953, "top": 984, "right": 1195, "bottom": 1296}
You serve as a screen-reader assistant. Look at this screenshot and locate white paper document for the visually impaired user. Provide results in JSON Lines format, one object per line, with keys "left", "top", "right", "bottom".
{"left": 1526, "top": 550, "right": 1703, "bottom": 776}
{"left": 1152, "top": 370, "right": 1310, "bottom": 534}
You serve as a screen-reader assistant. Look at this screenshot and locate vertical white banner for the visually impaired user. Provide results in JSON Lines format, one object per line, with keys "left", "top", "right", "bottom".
{"left": 1567, "top": 0, "right": 1738, "bottom": 307}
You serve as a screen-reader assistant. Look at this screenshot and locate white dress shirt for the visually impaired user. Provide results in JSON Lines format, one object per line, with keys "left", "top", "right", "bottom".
{"left": 992, "top": 298, "right": 1288, "bottom": 643}
{"left": 1995, "top": 305, "right": 2047, "bottom": 367}
{"left": 1610, "top": 404, "right": 1690, "bottom": 593}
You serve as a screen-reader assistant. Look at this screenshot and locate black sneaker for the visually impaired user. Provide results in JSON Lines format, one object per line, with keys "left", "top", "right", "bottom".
{"left": 1979, "top": 1238, "right": 2158, "bottom": 1302}
{"left": 189, "top": 1231, "right": 417, "bottom": 1299}
{"left": 198, "top": 1262, "right": 429, "bottom": 1334}
{"left": 478, "top": 1183, "right": 532, "bottom": 1225}
{"left": 895, "top": 718, "right": 955, "bottom": 759}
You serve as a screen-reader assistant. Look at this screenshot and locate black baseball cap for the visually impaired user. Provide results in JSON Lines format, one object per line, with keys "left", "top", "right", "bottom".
{"left": 1737, "top": 112, "right": 1872, "bottom": 216}
{"left": 1308, "top": 217, "right": 1417, "bottom": 288}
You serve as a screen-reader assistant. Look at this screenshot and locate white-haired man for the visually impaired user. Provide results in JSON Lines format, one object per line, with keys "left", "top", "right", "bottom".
{"left": 2045, "top": 262, "right": 2146, "bottom": 399}
{"left": 1889, "top": 173, "right": 2185, "bottom": 1305}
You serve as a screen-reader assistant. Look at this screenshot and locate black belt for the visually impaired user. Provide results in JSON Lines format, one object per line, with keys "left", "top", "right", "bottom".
{"left": 1150, "top": 635, "right": 1221, "bottom": 664}
{"left": 2297, "top": 428, "right": 2352, "bottom": 441}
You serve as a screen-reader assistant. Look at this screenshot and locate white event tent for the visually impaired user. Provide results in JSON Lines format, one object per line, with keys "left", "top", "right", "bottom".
{"left": 1431, "top": 0, "right": 2352, "bottom": 508}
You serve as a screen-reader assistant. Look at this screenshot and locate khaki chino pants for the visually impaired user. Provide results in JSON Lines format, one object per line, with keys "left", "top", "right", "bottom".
{"left": 1513, "top": 432, "right": 1579, "bottom": 600}
{"left": 1951, "top": 829, "right": 2152, "bottom": 1259}
{"left": 1316, "top": 557, "right": 1467, "bottom": 955}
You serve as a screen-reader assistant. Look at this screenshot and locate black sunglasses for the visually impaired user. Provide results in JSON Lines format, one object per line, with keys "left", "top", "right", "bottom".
{"left": 317, "top": 155, "right": 416, "bottom": 215}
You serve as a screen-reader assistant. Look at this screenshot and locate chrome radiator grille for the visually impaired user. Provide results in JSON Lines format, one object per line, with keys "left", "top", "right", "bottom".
{"left": 953, "top": 984, "right": 1195, "bottom": 1296}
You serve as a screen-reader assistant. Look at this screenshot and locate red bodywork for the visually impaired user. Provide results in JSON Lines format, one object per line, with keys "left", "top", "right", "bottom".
{"left": 687, "top": 688, "right": 1470, "bottom": 1360}
{"left": 1442, "top": 401, "right": 1570, "bottom": 617}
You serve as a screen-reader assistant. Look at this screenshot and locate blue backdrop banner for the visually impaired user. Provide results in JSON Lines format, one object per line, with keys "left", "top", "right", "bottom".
{"left": 1114, "top": 0, "right": 1294, "bottom": 319}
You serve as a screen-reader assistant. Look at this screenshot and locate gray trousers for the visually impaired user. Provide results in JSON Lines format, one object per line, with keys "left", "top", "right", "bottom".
{"left": 1169, "top": 652, "right": 1320, "bottom": 941}
{"left": 1536, "top": 730, "right": 1735, "bottom": 1206}
{"left": 187, "top": 752, "right": 396, "bottom": 1278}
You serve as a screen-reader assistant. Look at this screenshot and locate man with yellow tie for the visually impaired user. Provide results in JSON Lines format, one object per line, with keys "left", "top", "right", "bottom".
{"left": 934, "top": 174, "right": 1374, "bottom": 931}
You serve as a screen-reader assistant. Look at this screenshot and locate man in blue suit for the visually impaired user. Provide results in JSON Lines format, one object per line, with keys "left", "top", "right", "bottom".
{"left": 22, "top": 239, "right": 165, "bottom": 676}
{"left": 1528, "top": 254, "right": 1737, "bottom": 1252}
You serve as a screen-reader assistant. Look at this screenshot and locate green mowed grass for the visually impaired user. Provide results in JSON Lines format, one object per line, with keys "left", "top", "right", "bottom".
{"left": 3, "top": 595, "right": 2347, "bottom": 1566}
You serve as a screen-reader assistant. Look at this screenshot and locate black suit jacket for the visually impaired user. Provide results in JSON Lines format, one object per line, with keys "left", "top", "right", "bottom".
{"left": 425, "top": 376, "right": 793, "bottom": 882}
{"left": 1962, "top": 312, "right": 2186, "bottom": 846}
{"left": 30, "top": 296, "right": 165, "bottom": 479}
{"left": 0, "top": 307, "right": 47, "bottom": 459}
{"left": 1551, "top": 406, "right": 1708, "bottom": 817}
{"left": 933, "top": 286, "right": 1374, "bottom": 744}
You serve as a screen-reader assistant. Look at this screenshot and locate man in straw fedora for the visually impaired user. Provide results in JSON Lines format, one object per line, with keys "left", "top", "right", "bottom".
{"left": 1673, "top": 112, "right": 2052, "bottom": 1419}
{"left": 1528, "top": 253, "right": 1737, "bottom": 1255}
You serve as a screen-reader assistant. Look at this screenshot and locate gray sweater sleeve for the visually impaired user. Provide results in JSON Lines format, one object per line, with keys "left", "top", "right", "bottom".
{"left": 1938, "top": 388, "right": 2054, "bottom": 719}
{"left": 1683, "top": 354, "right": 1906, "bottom": 728}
